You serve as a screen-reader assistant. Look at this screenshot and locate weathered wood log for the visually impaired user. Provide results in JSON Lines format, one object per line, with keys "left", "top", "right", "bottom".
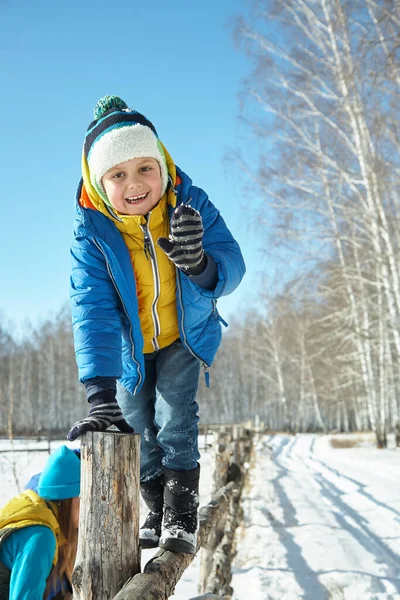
{"left": 202, "top": 483, "right": 242, "bottom": 596}
{"left": 112, "top": 480, "right": 238, "bottom": 600}
{"left": 199, "top": 430, "right": 232, "bottom": 592}
{"left": 72, "top": 432, "right": 141, "bottom": 600}
{"left": 201, "top": 433, "right": 253, "bottom": 597}
{"left": 232, "top": 430, "right": 253, "bottom": 468}
{"left": 211, "top": 431, "right": 231, "bottom": 494}
{"left": 189, "top": 595, "right": 232, "bottom": 599}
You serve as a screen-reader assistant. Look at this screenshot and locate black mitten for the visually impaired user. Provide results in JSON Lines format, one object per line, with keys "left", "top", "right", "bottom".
{"left": 158, "top": 205, "right": 206, "bottom": 275}
{"left": 67, "top": 389, "right": 133, "bottom": 441}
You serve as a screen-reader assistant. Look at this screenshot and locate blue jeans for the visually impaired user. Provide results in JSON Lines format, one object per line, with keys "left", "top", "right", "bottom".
{"left": 117, "top": 339, "right": 201, "bottom": 481}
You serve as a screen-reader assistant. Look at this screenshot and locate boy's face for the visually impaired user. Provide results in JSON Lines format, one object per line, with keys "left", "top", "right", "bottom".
{"left": 102, "top": 157, "right": 164, "bottom": 216}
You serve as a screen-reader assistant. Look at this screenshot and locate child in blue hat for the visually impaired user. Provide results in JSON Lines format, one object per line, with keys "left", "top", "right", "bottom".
{"left": 0, "top": 446, "right": 80, "bottom": 600}
{"left": 67, "top": 95, "right": 245, "bottom": 554}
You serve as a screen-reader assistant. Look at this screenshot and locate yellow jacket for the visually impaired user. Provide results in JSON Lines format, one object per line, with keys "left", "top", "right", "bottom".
{"left": 0, "top": 490, "right": 63, "bottom": 565}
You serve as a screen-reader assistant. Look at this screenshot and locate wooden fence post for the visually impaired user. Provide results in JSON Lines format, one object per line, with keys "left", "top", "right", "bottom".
{"left": 198, "top": 430, "right": 232, "bottom": 593}
{"left": 72, "top": 431, "right": 141, "bottom": 600}
{"left": 199, "top": 429, "right": 254, "bottom": 598}
{"left": 211, "top": 431, "right": 231, "bottom": 493}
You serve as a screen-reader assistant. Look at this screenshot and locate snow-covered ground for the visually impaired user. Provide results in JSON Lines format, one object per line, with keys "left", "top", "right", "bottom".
{"left": 1, "top": 433, "right": 400, "bottom": 599}
{"left": 231, "top": 433, "right": 400, "bottom": 600}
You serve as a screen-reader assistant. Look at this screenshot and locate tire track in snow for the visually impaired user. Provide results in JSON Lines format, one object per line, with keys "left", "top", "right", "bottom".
{"left": 313, "top": 472, "right": 400, "bottom": 588}
{"left": 232, "top": 435, "right": 329, "bottom": 599}
{"left": 232, "top": 434, "right": 400, "bottom": 599}
{"left": 233, "top": 436, "right": 333, "bottom": 598}
{"left": 307, "top": 438, "right": 400, "bottom": 522}
{"left": 300, "top": 438, "right": 400, "bottom": 590}
{"left": 275, "top": 434, "right": 400, "bottom": 596}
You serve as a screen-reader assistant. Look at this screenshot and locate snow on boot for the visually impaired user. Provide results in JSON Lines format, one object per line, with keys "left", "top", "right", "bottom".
{"left": 140, "top": 475, "right": 164, "bottom": 549}
{"left": 159, "top": 464, "right": 200, "bottom": 555}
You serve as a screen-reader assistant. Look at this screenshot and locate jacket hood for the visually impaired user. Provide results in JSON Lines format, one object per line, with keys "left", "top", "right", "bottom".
{"left": 79, "top": 140, "right": 177, "bottom": 222}
{"left": 0, "top": 489, "right": 63, "bottom": 564}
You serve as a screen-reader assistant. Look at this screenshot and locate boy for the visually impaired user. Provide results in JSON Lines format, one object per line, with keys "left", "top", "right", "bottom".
{"left": 68, "top": 95, "right": 245, "bottom": 554}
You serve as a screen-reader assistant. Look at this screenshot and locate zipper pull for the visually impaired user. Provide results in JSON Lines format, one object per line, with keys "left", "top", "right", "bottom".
{"left": 203, "top": 364, "right": 210, "bottom": 388}
{"left": 218, "top": 314, "right": 228, "bottom": 328}
{"left": 168, "top": 174, "right": 178, "bottom": 196}
{"left": 212, "top": 300, "right": 228, "bottom": 327}
{"left": 141, "top": 223, "right": 152, "bottom": 260}
{"left": 144, "top": 235, "right": 151, "bottom": 260}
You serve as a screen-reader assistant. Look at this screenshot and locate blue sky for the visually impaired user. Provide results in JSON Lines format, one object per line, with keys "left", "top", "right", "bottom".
{"left": 0, "top": 0, "right": 262, "bottom": 335}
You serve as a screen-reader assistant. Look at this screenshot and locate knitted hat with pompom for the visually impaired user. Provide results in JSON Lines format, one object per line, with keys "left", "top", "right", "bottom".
{"left": 83, "top": 95, "right": 168, "bottom": 202}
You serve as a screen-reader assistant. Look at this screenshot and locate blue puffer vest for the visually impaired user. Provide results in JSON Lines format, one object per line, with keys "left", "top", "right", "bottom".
{"left": 70, "top": 166, "right": 245, "bottom": 394}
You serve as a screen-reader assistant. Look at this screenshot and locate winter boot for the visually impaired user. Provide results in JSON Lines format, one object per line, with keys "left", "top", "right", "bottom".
{"left": 159, "top": 464, "right": 200, "bottom": 555}
{"left": 139, "top": 475, "right": 164, "bottom": 549}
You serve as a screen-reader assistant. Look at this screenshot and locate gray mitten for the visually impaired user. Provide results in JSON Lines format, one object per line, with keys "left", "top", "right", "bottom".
{"left": 158, "top": 205, "right": 206, "bottom": 275}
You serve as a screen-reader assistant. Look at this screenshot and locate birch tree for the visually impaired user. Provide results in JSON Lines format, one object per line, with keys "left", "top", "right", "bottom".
{"left": 234, "top": 0, "right": 400, "bottom": 445}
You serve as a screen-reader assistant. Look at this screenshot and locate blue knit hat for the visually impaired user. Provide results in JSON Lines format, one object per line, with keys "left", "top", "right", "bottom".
{"left": 84, "top": 95, "right": 169, "bottom": 204}
{"left": 37, "top": 446, "right": 81, "bottom": 501}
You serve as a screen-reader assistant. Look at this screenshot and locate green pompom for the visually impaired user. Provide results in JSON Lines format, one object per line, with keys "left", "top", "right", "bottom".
{"left": 94, "top": 95, "right": 128, "bottom": 119}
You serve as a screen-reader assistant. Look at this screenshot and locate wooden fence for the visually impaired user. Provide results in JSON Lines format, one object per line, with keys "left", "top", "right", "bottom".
{"left": 72, "top": 425, "right": 254, "bottom": 600}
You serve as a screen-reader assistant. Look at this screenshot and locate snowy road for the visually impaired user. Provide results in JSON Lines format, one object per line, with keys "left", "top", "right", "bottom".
{"left": 231, "top": 434, "right": 400, "bottom": 600}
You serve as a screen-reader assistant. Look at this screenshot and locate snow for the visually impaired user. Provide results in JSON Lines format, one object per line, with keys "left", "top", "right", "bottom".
{"left": 0, "top": 438, "right": 81, "bottom": 499}
{"left": 231, "top": 433, "right": 400, "bottom": 600}
{"left": 1, "top": 433, "right": 400, "bottom": 599}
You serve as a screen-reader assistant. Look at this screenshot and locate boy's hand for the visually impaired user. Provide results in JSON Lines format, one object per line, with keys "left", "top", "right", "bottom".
{"left": 67, "top": 390, "right": 134, "bottom": 441}
{"left": 158, "top": 205, "right": 207, "bottom": 275}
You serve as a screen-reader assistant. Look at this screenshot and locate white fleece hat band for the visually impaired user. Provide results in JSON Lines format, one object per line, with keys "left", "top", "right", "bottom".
{"left": 88, "top": 123, "right": 168, "bottom": 196}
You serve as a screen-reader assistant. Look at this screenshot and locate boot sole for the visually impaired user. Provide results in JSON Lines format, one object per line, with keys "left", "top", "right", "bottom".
{"left": 159, "top": 538, "right": 196, "bottom": 555}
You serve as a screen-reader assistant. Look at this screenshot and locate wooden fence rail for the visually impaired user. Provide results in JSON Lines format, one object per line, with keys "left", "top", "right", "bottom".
{"left": 113, "top": 480, "right": 240, "bottom": 599}
{"left": 113, "top": 428, "right": 253, "bottom": 600}
{"left": 73, "top": 425, "right": 254, "bottom": 600}
{"left": 199, "top": 429, "right": 252, "bottom": 597}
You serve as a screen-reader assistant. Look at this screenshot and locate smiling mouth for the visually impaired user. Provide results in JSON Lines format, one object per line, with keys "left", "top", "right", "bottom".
{"left": 126, "top": 192, "right": 148, "bottom": 204}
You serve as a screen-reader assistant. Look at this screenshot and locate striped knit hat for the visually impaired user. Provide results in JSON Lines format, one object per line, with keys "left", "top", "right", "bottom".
{"left": 84, "top": 95, "right": 168, "bottom": 203}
